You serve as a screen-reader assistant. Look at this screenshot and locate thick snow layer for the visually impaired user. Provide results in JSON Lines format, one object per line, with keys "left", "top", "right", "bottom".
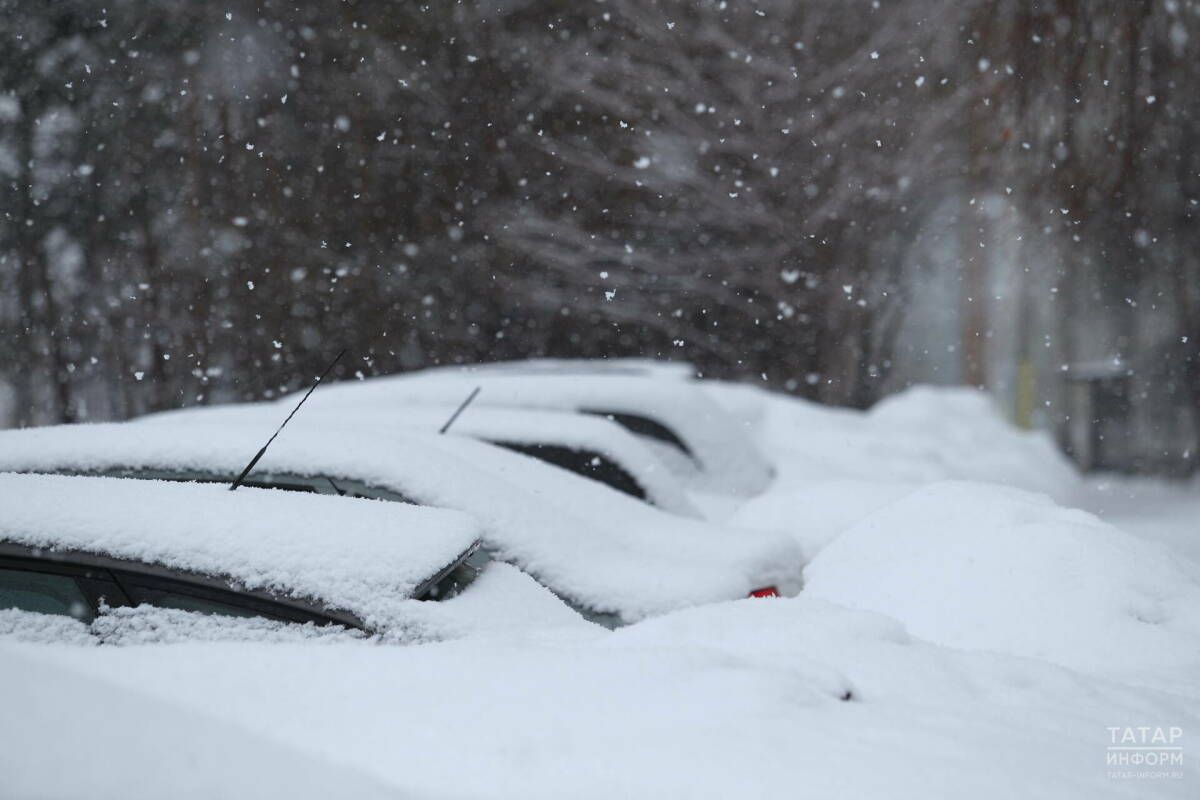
{"left": 708, "top": 382, "right": 1079, "bottom": 499}
{"left": 804, "top": 481, "right": 1200, "bottom": 693}
{"left": 0, "top": 607, "right": 366, "bottom": 645}
{"left": 706, "top": 380, "right": 1200, "bottom": 698}
{"left": 410, "top": 562, "right": 602, "bottom": 640}
{"left": 4, "top": 596, "right": 1194, "bottom": 799}
{"left": 0, "top": 645, "right": 408, "bottom": 800}
{"left": 4, "top": 374, "right": 1199, "bottom": 797}
{"left": 1073, "top": 475, "right": 1200, "bottom": 568}
{"left": 707, "top": 382, "right": 1085, "bottom": 576}
{"left": 0, "top": 473, "right": 480, "bottom": 630}
{"left": 89, "top": 606, "right": 368, "bottom": 645}
{"left": 298, "top": 367, "right": 774, "bottom": 495}
{"left": 0, "top": 422, "right": 802, "bottom": 621}
{"left": 145, "top": 401, "right": 701, "bottom": 516}
{"left": 0, "top": 609, "right": 96, "bottom": 645}
{"left": 731, "top": 478, "right": 919, "bottom": 560}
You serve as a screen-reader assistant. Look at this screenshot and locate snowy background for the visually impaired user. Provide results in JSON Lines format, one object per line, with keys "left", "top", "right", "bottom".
{"left": 0, "top": 1, "right": 1198, "bottom": 474}
{"left": 2, "top": 2, "right": 1199, "bottom": 796}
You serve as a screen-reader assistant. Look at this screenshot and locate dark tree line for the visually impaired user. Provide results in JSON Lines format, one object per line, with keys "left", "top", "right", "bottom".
{"left": 1, "top": 1, "right": 1197, "bottom": 467}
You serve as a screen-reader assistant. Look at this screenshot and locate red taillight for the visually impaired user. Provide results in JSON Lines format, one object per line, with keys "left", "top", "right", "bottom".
{"left": 748, "top": 586, "right": 779, "bottom": 599}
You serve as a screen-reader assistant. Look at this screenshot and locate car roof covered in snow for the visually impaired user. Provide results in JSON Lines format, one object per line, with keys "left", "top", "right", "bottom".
{"left": 0, "top": 472, "right": 481, "bottom": 631}
{"left": 144, "top": 401, "right": 700, "bottom": 516}
{"left": 445, "top": 357, "right": 698, "bottom": 381}
{"left": 0, "top": 421, "right": 802, "bottom": 622}
{"left": 288, "top": 367, "right": 774, "bottom": 496}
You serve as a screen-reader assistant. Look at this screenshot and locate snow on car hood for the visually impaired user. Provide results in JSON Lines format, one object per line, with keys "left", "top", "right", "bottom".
{"left": 292, "top": 368, "right": 774, "bottom": 496}
{"left": 0, "top": 472, "right": 480, "bottom": 630}
{"left": 0, "top": 423, "right": 803, "bottom": 622}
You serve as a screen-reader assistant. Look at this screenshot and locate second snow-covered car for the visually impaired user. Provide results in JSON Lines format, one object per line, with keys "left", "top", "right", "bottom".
{"left": 286, "top": 361, "right": 777, "bottom": 497}
{"left": 144, "top": 401, "right": 702, "bottom": 515}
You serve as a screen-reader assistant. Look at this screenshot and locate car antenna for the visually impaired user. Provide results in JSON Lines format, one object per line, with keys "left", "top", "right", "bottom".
{"left": 229, "top": 349, "right": 346, "bottom": 491}
{"left": 439, "top": 386, "right": 481, "bottom": 434}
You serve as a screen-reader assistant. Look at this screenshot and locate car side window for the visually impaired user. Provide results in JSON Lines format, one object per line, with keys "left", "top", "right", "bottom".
{"left": 0, "top": 567, "right": 95, "bottom": 622}
{"left": 581, "top": 410, "right": 694, "bottom": 458}
{"left": 493, "top": 441, "right": 649, "bottom": 502}
{"left": 113, "top": 571, "right": 342, "bottom": 627}
{"left": 124, "top": 585, "right": 261, "bottom": 619}
{"left": 0, "top": 551, "right": 357, "bottom": 631}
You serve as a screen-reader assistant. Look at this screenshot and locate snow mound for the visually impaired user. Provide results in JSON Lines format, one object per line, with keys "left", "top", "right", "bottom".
{"left": 864, "top": 387, "right": 1079, "bottom": 495}
{"left": 0, "top": 645, "right": 408, "bottom": 800}
{"left": 705, "top": 382, "right": 1079, "bottom": 500}
{"left": 9, "top": 595, "right": 1194, "bottom": 799}
{"left": 730, "top": 479, "right": 918, "bottom": 560}
{"left": 804, "top": 481, "right": 1200, "bottom": 690}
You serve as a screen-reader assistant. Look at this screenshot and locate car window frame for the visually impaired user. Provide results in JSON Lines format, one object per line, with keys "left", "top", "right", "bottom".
{"left": 490, "top": 440, "right": 649, "bottom": 502}
{"left": 0, "top": 554, "right": 126, "bottom": 621}
{"left": 0, "top": 542, "right": 365, "bottom": 630}
{"left": 52, "top": 467, "right": 421, "bottom": 505}
{"left": 580, "top": 409, "right": 695, "bottom": 460}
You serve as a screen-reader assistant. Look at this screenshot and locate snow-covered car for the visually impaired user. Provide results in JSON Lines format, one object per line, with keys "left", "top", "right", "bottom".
{"left": 0, "top": 421, "right": 803, "bottom": 625}
{"left": 145, "top": 402, "right": 701, "bottom": 515}
{"left": 0, "top": 472, "right": 485, "bottom": 639}
{"left": 289, "top": 363, "right": 775, "bottom": 497}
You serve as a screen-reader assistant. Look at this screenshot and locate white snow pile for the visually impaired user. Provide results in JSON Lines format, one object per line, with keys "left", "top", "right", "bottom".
{"left": 711, "top": 382, "right": 1079, "bottom": 498}
{"left": 298, "top": 367, "right": 774, "bottom": 495}
{"left": 0, "top": 645, "right": 409, "bottom": 800}
{"left": 4, "top": 596, "right": 1194, "bottom": 799}
{"left": 710, "top": 382, "right": 1083, "bottom": 559}
{"left": 865, "top": 387, "right": 1080, "bottom": 493}
{"left": 803, "top": 481, "right": 1200, "bottom": 693}
{"left": 708, "top": 382, "right": 1200, "bottom": 696}
{"left": 0, "top": 473, "right": 481, "bottom": 630}
{"left": 1073, "top": 474, "right": 1200, "bottom": 567}
{"left": 0, "top": 422, "right": 802, "bottom": 621}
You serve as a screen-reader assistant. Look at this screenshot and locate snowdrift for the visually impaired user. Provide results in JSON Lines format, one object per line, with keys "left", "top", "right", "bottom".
{"left": 804, "top": 480, "right": 1200, "bottom": 692}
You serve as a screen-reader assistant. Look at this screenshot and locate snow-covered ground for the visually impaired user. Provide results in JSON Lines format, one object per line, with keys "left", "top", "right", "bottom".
{"left": 1072, "top": 475, "right": 1200, "bottom": 568}
{"left": 4, "top": 380, "right": 1198, "bottom": 798}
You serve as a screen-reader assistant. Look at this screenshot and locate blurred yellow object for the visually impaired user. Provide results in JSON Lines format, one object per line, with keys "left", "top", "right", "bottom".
{"left": 1015, "top": 360, "right": 1035, "bottom": 430}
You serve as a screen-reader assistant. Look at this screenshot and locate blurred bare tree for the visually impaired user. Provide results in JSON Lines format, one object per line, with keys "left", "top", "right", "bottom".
{"left": 0, "top": 0, "right": 1196, "bottom": 468}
